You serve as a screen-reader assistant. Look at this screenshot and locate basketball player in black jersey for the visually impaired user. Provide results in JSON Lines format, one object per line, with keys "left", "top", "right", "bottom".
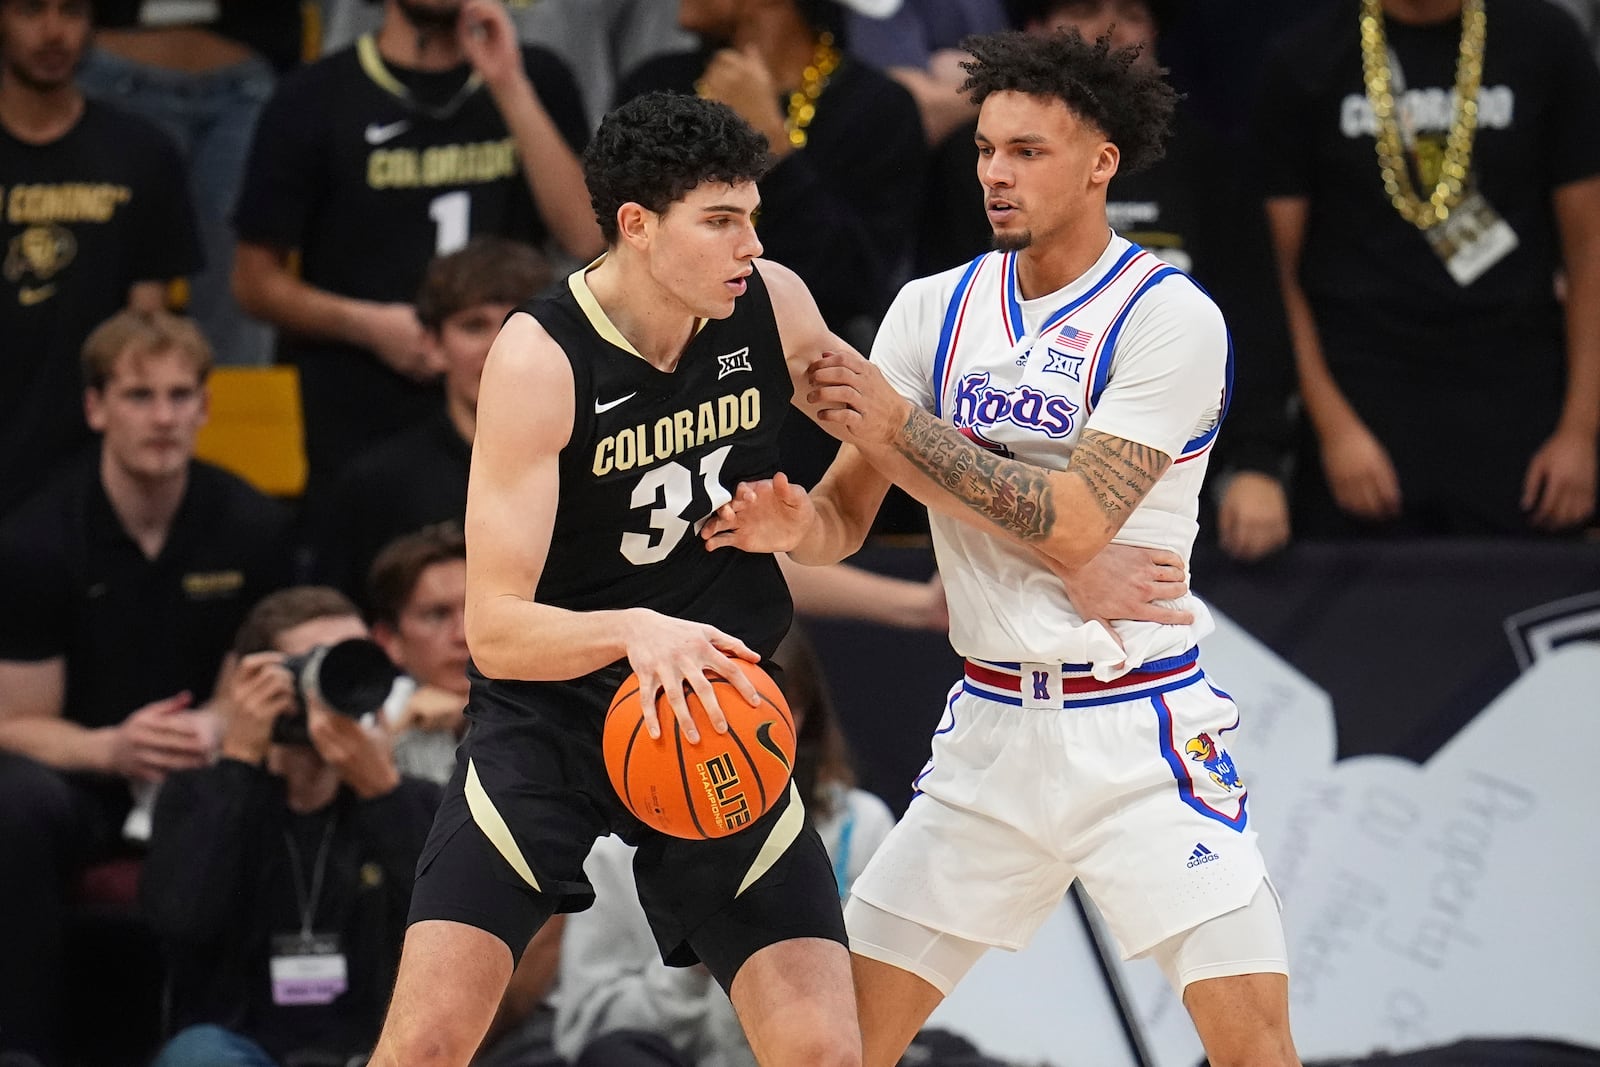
{"left": 369, "top": 93, "right": 880, "bottom": 1067}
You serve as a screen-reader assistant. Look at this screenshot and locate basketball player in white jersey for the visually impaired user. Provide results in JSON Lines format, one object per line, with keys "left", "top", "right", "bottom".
{"left": 703, "top": 30, "right": 1300, "bottom": 1067}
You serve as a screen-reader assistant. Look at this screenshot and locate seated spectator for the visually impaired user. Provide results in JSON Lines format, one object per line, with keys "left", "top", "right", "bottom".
{"left": 82, "top": 0, "right": 299, "bottom": 366}
{"left": 141, "top": 586, "right": 442, "bottom": 1067}
{"left": 0, "top": 308, "right": 290, "bottom": 1062}
{"left": 918, "top": 1, "right": 1298, "bottom": 562}
{"left": 368, "top": 522, "right": 471, "bottom": 785}
{"left": 0, "top": 0, "right": 202, "bottom": 518}
{"left": 616, "top": 0, "right": 927, "bottom": 493}
{"left": 552, "top": 625, "right": 896, "bottom": 1067}
{"left": 232, "top": 0, "right": 599, "bottom": 499}
{"left": 1257, "top": 0, "right": 1600, "bottom": 537}
{"left": 314, "top": 236, "right": 552, "bottom": 599}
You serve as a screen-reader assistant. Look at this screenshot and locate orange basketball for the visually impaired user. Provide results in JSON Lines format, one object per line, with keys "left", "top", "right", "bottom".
{"left": 603, "top": 660, "right": 795, "bottom": 840}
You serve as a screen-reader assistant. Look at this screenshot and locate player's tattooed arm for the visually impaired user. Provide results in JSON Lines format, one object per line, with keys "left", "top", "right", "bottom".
{"left": 1064, "top": 429, "right": 1171, "bottom": 525}
{"left": 893, "top": 410, "right": 1169, "bottom": 548}
{"left": 896, "top": 407, "right": 1055, "bottom": 541}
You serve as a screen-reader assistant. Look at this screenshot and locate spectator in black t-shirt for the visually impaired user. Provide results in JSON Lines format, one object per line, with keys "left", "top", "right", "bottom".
{"left": 232, "top": 0, "right": 600, "bottom": 499}
{"left": 142, "top": 586, "right": 440, "bottom": 1067}
{"left": 313, "top": 236, "right": 553, "bottom": 600}
{"left": 81, "top": 1, "right": 301, "bottom": 368}
{"left": 0, "top": 0, "right": 202, "bottom": 520}
{"left": 0, "top": 309, "right": 290, "bottom": 1062}
{"left": 616, "top": 0, "right": 928, "bottom": 493}
{"left": 1257, "top": 0, "right": 1600, "bottom": 537}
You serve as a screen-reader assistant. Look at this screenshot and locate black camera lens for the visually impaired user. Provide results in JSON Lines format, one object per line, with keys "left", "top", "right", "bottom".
{"left": 282, "top": 638, "right": 400, "bottom": 722}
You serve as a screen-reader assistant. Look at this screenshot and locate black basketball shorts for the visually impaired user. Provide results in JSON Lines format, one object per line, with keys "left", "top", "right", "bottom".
{"left": 406, "top": 673, "right": 846, "bottom": 989}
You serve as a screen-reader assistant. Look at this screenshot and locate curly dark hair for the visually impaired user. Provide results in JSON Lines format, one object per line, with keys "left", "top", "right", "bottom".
{"left": 959, "top": 29, "right": 1176, "bottom": 175}
{"left": 585, "top": 92, "right": 772, "bottom": 244}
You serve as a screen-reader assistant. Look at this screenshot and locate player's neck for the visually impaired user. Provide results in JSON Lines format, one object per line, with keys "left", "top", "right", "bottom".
{"left": 1381, "top": 0, "right": 1464, "bottom": 25}
{"left": 0, "top": 71, "right": 84, "bottom": 145}
{"left": 1013, "top": 223, "right": 1114, "bottom": 302}
{"left": 100, "top": 451, "right": 188, "bottom": 561}
{"left": 377, "top": 9, "right": 464, "bottom": 72}
{"left": 732, "top": 8, "right": 821, "bottom": 91}
{"left": 587, "top": 256, "right": 697, "bottom": 372}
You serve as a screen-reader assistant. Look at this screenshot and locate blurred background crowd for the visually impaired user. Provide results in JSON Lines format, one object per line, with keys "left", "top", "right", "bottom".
{"left": 1, "top": 0, "right": 1597, "bottom": 1064}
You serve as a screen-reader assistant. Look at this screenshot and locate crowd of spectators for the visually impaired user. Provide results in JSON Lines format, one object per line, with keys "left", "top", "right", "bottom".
{"left": 2, "top": 0, "right": 1596, "bottom": 1063}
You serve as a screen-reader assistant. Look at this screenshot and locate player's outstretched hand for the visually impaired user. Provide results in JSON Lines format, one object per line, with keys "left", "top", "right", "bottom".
{"left": 701, "top": 472, "right": 815, "bottom": 553}
{"left": 620, "top": 610, "right": 761, "bottom": 744}
{"left": 805, "top": 349, "right": 909, "bottom": 447}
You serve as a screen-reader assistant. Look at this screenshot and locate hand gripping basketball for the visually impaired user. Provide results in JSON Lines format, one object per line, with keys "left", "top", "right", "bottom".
{"left": 603, "top": 661, "right": 796, "bottom": 839}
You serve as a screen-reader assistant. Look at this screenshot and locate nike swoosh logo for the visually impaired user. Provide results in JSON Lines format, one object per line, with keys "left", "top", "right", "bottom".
{"left": 18, "top": 284, "right": 56, "bottom": 306}
{"left": 364, "top": 119, "right": 411, "bottom": 145}
{"left": 755, "top": 721, "right": 791, "bottom": 772}
{"left": 594, "top": 392, "right": 637, "bottom": 415}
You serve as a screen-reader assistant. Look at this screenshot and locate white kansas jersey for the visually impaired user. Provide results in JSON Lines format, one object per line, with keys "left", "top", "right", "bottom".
{"left": 871, "top": 234, "right": 1231, "bottom": 675}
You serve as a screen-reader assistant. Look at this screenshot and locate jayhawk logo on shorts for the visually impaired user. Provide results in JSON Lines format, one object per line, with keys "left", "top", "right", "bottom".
{"left": 1185, "top": 732, "right": 1242, "bottom": 791}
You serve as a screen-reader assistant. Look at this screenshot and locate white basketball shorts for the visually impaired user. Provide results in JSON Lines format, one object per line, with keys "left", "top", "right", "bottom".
{"left": 849, "top": 648, "right": 1275, "bottom": 961}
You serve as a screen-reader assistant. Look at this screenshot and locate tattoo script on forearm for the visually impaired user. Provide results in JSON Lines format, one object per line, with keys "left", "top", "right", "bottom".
{"left": 897, "top": 407, "right": 1054, "bottom": 540}
{"left": 1066, "top": 429, "right": 1170, "bottom": 522}
{"left": 895, "top": 412, "right": 1171, "bottom": 540}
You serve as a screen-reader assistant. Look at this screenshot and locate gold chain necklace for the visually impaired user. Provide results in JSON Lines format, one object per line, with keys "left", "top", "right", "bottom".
{"left": 785, "top": 33, "right": 840, "bottom": 150}
{"left": 1358, "top": 0, "right": 1487, "bottom": 230}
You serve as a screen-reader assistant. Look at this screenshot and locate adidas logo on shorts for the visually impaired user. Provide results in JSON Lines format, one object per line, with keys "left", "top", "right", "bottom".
{"left": 1186, "top": 843, "right": 1219, "bottom": 868}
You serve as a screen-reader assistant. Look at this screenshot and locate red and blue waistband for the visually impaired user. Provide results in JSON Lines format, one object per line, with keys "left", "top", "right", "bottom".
{"left": 963, "top": 646, "right": 1202, "bottom": 708}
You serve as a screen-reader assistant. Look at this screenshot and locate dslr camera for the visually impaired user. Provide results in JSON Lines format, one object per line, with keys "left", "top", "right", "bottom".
{"left": 271, "top": 638, "right": 400, "bottom": 745}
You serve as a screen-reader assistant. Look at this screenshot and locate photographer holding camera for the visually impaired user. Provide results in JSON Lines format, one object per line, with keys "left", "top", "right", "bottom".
{"left": 140, "top": 586, "right": 442, "bottom": 1067}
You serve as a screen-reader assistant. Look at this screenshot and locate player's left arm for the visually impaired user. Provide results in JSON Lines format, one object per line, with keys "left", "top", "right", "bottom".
{"left": 1527, "top": 174, "right": 1600, "bottom": 529}
{"left": 460, "top": 0, "right": 603, "bottom": 259}
{"left": 810, "top": 283, "right": 1227, "bottom": 570}
{"left": 754, "top": 259, "right": 894, "bottom": 564}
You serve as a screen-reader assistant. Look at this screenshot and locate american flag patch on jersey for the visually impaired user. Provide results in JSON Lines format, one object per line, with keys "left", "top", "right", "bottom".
{"left": 1054, "top": 324, "right": 1094, "bottom": 351}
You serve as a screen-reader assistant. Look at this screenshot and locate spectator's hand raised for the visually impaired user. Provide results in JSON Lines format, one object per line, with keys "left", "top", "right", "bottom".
{"left": 107, "top": 690, "right": 211, "bottom": 783}
{"left": 358, "top": 303, "right": 435, "bottom": 382}
{"left": 697, "top": 46, "right": 788, "bottom": 158}
{"left": 460, "top": 0, "right": 526, "bottom": 95}
{"left": 216, "top": 652, "right": 295, "bottom": 766}
{"left": 1523, "top": 427, "right": 1597, "bottom": 531}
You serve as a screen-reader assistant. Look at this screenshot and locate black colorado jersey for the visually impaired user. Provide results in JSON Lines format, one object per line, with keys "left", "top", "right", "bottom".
{"left": 524, "top": 263, "right": 795, "bottom": 662}
{"left": 236, "top": 36, "right": 588, "bottom": 305}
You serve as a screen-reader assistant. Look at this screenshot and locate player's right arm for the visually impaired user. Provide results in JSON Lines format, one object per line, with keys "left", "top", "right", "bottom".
{"left": 464, "top": 313, "right": 759, "bottom": 740}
